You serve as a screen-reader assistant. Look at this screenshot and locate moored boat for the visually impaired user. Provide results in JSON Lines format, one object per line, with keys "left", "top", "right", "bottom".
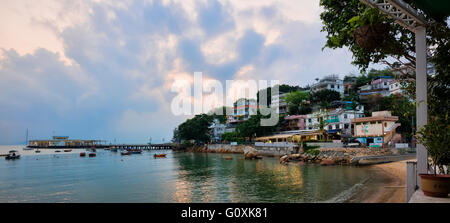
{"left": 55, "top": 150, "right": 61, "bottom": 153}
{"left": 129, "top": 149, "right": 142, "bottom": 154}
{"left": 153, "top": 154, "right": 167, "bottom": 158}
{"left": 88, "top": 153, "right": 96, "bottom": 157}
{"left": 121, "top": 150, "right": 131, "bottom": 155}
{"left": 80, "top": 152, "right": 86, "bottom": 157}
{"left": 35, "top": 150, "right": 41, "bottom": 153}
{"left": 64, "top": 149, "right": 72, "bottom": 152}
{"left": 5, "top": 151, "right": 20, "bottom": 160}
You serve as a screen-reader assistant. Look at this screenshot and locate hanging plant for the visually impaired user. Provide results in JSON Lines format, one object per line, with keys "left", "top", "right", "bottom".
{"left": 347, "top": 8, "right": 390, "bottom": 49}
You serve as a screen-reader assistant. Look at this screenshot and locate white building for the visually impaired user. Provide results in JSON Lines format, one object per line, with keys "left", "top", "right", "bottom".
{"left": 311, "top": 75, "right": 344, "bottom": 97}
{"left": 359, "top": 76, "right": 394, "bottom": 99}
{"left": 209, "top": 119, "right": 227, "bottom": 141}
{"left": 389, "top": 80, "right": 404, "bottom": 95}
{"left": 227, "top": 98, "right": 258, "bottom": 123}
{"left": 271, "top": 93, "right": 288, "bottom": 115}
{"left": 305, "top": 103, "right": 364, "bottom": 137}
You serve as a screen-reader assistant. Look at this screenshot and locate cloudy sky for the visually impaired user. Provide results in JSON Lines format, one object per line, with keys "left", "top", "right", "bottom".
{"left": 0, "top": 0, "right": 383, "bottom": 144}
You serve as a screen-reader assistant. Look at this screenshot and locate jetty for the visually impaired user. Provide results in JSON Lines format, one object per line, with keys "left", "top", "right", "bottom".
{"left": 27, "top": 136, "right": 180, "bottom": 150}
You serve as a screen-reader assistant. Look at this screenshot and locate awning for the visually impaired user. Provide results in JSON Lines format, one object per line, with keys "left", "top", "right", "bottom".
{"left": 326, "top": 129, "right": 341, "bottom": 134}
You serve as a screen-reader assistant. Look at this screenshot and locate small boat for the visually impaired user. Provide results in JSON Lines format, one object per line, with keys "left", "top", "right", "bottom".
{"left": 88, "top": 153, "right": 96, "bottom": 157}
{"left": 129, "top": 149, "right": 142, "bottom": 154}
{"left": 121, "top": 150, "right": 131, "bottom": 156}
{"left": 5, "top": 151, "right": 20, "bottom": 160}
{"left": 35, "top": 150, "right": 41, "bottom": 153}
{"left": 64, "top": 149, "right": 72, "bottom": 152}
{"left": 55, "top": 150, "right": 61, "bottom": 153}
{"left": 23, "top": 147, "right": 33, "bottom": 151}
{"left": 80, "top": 152, "right": 86, "bottom": 157}
{"left": 110, "top": 148, "right": 118, "bottom": 152}
{"left": 224, "top": 156, "right": 233, "bottom": 160}
{"left": 153, "top": 154, "right": 167, "bottom": 158}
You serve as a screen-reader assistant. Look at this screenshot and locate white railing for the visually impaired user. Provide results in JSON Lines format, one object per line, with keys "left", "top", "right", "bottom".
{"left": 255, "top": 142, "right": 297, "bottom": 148}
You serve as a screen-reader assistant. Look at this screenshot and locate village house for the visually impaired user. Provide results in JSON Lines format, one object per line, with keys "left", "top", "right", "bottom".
{"left": 311, "top": 74, "right": 344, "bottom": 97}
{"left": 351, "top": 111, "right": 401, "bottom": 148}
{"left": 358, "top": 76, "right": 394, "bottom": 99}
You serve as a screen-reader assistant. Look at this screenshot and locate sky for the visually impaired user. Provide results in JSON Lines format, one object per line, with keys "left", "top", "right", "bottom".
{"left": 0, "top": 0, "right": 384, "bottom": 144}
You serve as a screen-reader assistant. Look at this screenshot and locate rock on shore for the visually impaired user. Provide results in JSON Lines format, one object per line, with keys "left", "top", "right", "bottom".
{"left": 244, "top": 146, "right": 261, "bottom": 159}
{"left": 279, "top": 148, "right": 394, "bottom": 166}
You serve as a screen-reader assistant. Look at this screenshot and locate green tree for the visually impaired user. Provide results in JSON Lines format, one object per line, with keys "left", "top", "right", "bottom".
{"left": 320, "top": 0, "right": 450, "bottom": 123}
{"left": 235, "top": 113, "right": 276, "bottom": 141}
{"left": 382, "top": 94, "right": 416, "bottom": 141}
{"left": 175, "top": 114, "right": 214, "bottom": 143}
{"left": 311, "top": 89, "right": 341, "bottom": 108}
{"left": 284, "top": 90, "right": 311, "bottom": 115}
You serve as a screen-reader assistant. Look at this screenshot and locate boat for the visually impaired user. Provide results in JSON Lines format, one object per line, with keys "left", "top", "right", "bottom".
{"left": 153, "top": 154, "right": 167, "bottom": 158}
{"left": 5, "top": 151, "right": 20, "bottom": 160}
{"left": 35, "top": 150, "right": 41, "bottom": 153}
{"left": 224, "top": 156, "right": 233, "bottom": 160}
{"left": 121, "top": 150, "right": 131, "bottom": 156}
{"left": 129, "top": 149, "right": 142, "bottom": 154}
{"left": 64, "top": 149, "right": 72, "bottom": 152}
{"left": 23, "top": 129, "right": 33, "bottom": 150}
{"left": 80, "top": 152, "right": 86, "bottom": 157}
{"left": 88, "top": 153, "right": 96, "bottom": 157}
{"left": 55, "top": 150, "right": 61, "bottom": 153}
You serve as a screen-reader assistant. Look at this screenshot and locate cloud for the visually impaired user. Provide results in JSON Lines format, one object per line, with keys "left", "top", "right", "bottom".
{"left": 0, "top": 0, "right": 385, "bottom": 144}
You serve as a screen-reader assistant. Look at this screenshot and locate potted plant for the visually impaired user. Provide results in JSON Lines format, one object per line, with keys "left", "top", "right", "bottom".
{"left": 347, "top": 7, "right": 390, "bottom": 49}
{"left": 416, "top": 117, "right": 450, "bottom": 197}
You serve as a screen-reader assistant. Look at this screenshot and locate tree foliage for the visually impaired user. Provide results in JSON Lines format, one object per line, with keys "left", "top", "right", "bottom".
{"left": 175, "top": 114, "right": 214, "bottom": 143}
{"left": 284, "top": 90, "right": 311, "bottom": 115}
{"left": 310, "top": 89, "right": 341, "bottom": 108}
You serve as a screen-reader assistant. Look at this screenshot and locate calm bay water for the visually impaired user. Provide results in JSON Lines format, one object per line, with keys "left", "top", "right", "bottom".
{"left": 0, "top": 145, "right": 372, "bottom": 203}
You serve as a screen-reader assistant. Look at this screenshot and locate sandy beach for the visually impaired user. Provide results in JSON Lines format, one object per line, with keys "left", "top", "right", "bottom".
{"left": 346, "top": 159, "right": 415, "bottom": 203}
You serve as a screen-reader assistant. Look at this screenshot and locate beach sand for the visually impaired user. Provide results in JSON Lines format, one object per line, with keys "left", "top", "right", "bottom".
{"left": 346, "top": 159, "right": 415, "bottom": 203}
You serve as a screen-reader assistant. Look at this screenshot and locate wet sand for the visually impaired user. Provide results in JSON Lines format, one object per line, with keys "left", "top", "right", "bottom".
{"left": 346, "top": 159, "right": 415, "bottom": 203}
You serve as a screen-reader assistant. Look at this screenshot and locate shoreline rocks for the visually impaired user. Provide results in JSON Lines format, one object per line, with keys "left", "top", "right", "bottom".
{"left": 279, "top": 148, "right": 394, "bottom": 166}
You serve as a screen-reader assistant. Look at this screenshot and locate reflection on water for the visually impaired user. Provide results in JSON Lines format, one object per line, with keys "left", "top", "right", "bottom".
{"left": 0, "top": 147, "right": 371, "bottom": 203}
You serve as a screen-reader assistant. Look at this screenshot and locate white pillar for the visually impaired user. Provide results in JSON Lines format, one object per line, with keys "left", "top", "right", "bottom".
{"left": 415, "top": 26, "right": 428, "bottom": 188}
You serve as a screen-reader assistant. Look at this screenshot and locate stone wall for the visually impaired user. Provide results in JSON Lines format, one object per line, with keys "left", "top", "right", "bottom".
{"left": 189, "top": 144, "right": 297, "bottom": 157}
{"left": 279, "top": 147, "right": 414, "bottom": 166}
{"left": 306, "top": 142, "right": 344, "bottom": 148}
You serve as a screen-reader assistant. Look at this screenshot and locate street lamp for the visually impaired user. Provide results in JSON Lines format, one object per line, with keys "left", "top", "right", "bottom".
{"left": 359, "top": 0, "right": 429, "bottom": 189}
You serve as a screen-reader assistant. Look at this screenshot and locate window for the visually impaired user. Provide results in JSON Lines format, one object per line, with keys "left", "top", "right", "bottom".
{"left": 331, "top": 84, "right": 334, "bottom": 89}
{"left": 344, "top": 114, "right": 347, "bottom": 119}
{"left": 384, "top": 122, "right": 387, "bottom": 127}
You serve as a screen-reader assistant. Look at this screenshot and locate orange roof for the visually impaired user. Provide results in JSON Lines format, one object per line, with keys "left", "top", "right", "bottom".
{"left": 351, "top": 116, "right": 398, "bottom": 123}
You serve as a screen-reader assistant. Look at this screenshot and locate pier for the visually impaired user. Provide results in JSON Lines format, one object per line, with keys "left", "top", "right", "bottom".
{"left": 28, "top": 143, "right": 180, "bottom": 150}
{"left": 111, "top": 144, "right": 177, "bottom": 150}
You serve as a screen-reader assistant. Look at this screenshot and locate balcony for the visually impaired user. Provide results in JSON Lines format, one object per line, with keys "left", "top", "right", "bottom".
{"left": 325, "top": 118, "right": 340, "bottom": 123}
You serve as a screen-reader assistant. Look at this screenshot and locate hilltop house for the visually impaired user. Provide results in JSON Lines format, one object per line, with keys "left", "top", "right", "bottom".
{"left": 311, "top": 75, "right": 344, "bottom": 97}
{"left": 358, "top": 76, "right": 394, "bottom": 99}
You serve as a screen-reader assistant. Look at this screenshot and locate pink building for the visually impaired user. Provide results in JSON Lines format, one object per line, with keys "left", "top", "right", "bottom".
{"left": 284, "top": 115, "right": 307, "bottom": 130}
